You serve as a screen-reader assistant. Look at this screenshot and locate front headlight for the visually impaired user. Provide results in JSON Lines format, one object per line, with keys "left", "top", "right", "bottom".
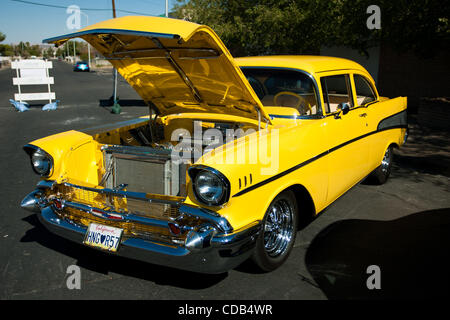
{"left": 24, "top": 145, "right": 53, "bottom": 177}
{"left": 189, "top": 167, "right": 230, "bottom": 206}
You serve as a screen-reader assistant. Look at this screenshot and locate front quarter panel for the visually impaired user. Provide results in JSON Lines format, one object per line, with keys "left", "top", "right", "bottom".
{"left": 191, "top": 119, "right": 329, "bottom": 230}
{"left": 25, "top": 130, "right": 103, "bottom": 185}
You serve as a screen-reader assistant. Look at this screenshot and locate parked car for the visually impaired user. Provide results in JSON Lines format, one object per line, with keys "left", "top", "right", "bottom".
{"left": 73, "top": 61, "right": 90, "bottom": 72}
{"left": 21, "top": 16, "right": 407, "bottom": 274}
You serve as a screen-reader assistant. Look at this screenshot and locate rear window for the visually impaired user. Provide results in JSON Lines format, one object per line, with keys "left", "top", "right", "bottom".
{"left": 354, "top": 74, "right": 377, "bottom": 106}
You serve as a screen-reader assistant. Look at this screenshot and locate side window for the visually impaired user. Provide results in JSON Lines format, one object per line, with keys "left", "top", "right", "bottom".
{"left": 354, "top": 74, "right": 377, "bottom": 106}
{"left": 320, "top": 74, "right": 353, "bottom": 113}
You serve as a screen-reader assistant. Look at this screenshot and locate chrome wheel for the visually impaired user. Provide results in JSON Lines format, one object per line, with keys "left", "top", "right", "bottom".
{"left": 252, "top": 190, "right": 298, "bottom": 272}
{"left": 263, "top": 199, "right": 295, "bottom": 258}
{"left": 381, "top": 147, "right": 391, "bottom": 174}
{"left": 367, "top": 145, "right": 393, "bottom": 185}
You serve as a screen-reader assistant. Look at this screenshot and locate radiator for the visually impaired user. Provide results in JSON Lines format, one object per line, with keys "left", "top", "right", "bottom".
{"left": 102, "top": 145, "right": 187, "bottom": 197}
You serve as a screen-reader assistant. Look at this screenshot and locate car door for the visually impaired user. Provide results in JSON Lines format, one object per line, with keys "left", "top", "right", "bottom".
{"left": 320, "top": 73, "right": 370, "bottom": 204}
{"left": 351, "top": 73, "right": 383, "bottom": 171}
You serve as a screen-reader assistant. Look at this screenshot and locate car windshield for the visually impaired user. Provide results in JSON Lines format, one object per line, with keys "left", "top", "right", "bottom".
{"left": 241, "top": 67, "right": 319, "bottom": 117}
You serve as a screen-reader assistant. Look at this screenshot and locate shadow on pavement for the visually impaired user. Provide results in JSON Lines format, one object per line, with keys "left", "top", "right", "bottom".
{"left": 20, "top": 214, "right": 227, "bottom": 289}
{"left": 305, "top": 208, "right": 450, "bottom": 299}
{"left": 394, "top": 124, "right": 450, "bottom": 177}
{"left": 394, "top": 153, "right": 450, "bottom": 177}
{"left": 99, "top": 99, "right": 147, "bottom": 107}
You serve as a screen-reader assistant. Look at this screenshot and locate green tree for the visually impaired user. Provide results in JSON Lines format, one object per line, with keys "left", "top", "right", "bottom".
{"left": 173, "top": 0, "right": 449, "bottom": 57}
{"left": 61, "top": 40, "right": 88, "bottom": 58}
{"left": 0, "top": 44, "right": 14, "bottom": 56}
{"left": 43, "top": 47, "right": 54, "bottom": 59}
{"left": 0, "top": 32, "right": 5, "bottom": 43}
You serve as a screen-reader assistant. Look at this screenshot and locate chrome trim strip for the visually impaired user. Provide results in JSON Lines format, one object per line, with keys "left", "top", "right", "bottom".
{"left": 63, "top": 200, "right": 169, "bottom": 228}
{"left": 37, "top": 180, "right": 56, "bottom": 189}
{"left": 211, "top": 222, "right": 261, "bottom": 246}
{"left": 62, "top": 182, "right": 182, "bottom": 206}
{"left": 269, "top": 114, "right": 323, "bottom": 120}
{"left": 179, "top": 204, "right": 233, "bottom": 233}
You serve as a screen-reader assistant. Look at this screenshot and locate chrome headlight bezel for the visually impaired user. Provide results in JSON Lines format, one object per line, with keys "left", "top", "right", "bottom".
{"left": 23, "top": 144, "right": 53, "bottom": 177}
{"left": 188, "top": 166, "right": 230, "bottom": 207}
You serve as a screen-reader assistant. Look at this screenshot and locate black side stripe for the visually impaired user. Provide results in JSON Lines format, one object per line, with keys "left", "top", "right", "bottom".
{"left": 232, "top": 124, "right": 407, "bottom": 198}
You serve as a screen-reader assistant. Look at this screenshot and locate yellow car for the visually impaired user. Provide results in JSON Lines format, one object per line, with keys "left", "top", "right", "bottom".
{"left": 21, "top": 16, "right": 407, "bottom": 274}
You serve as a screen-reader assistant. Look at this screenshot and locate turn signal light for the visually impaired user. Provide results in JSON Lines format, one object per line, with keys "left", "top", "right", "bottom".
{"left": 53, "top": 199, "right": 63, "bottom": 210}
{"left": 168, "top": 222, "right": 181, "bottom": 235}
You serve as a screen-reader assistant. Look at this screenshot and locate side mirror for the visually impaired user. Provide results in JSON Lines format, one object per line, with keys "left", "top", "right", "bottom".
{"left": 334, "top": 102, "right": 350, "bottom": 119}
{"left": 338, "top": 102, "right": 350, "bottom": 115}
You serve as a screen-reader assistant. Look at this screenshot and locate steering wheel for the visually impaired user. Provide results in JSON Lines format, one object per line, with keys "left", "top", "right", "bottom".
{"left": 273, "top": 91, "right": 312, "bottom": 115}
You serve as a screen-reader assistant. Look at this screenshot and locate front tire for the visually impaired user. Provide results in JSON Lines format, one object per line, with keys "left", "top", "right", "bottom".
{"left": 252, "top": 190, "right": 298, "bottom": 272}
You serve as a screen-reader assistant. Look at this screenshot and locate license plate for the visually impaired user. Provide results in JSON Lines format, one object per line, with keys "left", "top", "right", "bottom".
{"left": 84, "top": 223, "right": 123, "bottom": 252}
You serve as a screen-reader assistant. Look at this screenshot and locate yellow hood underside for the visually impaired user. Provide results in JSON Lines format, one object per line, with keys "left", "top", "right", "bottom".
{"left": 44, "top": 16, "right": 271, "bottom": 124}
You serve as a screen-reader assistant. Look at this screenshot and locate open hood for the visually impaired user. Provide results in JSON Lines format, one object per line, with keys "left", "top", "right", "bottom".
{"left": 44, "top": 16, "right": 271, "bottom": 124}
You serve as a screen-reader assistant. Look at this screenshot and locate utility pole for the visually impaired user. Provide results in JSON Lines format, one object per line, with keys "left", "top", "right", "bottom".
{"left": 166, "top": 0, "right": 168, "bottom": 17}
{"left": 79, "top": 10, "right": 91, "bottom": 71}
{"left": 111, "top": 0, "right": 121, "bottom": 114}
{"left": 112, "top": 0, "right": 116, "bottom": 18}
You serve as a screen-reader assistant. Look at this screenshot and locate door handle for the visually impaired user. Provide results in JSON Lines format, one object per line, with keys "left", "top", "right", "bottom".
{"left": 359, "top": 113, "right": 367, "bottom": 117}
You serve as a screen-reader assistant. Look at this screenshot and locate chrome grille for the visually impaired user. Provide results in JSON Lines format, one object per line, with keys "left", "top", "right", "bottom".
{"left": 49, "top": 183, "right": 185, "bottom": 245}
{"left": 126, "top": 198, "right": 180, "bottom": 219}
{"left": 56, "top": 206, "right": 184, "bottom": 245}
{"left": 51, "top": 184, "right": 181, "bottom": 219}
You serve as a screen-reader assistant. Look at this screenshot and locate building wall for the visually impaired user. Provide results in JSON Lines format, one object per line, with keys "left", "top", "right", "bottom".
{"left": 320, "top": 43, "right": 449, "bottom": 118}
{"left": 377, "top": 43, "right": 450, "bottom": 112}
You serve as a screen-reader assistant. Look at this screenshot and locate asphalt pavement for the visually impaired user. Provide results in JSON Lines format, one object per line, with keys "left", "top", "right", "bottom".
{"left": 0, "top": 61, "right": 449, "bottom": 300}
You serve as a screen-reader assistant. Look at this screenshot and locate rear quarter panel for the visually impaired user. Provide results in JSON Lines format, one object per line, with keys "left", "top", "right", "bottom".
{"left": 367, "top": 96, "right": 408, "bottom": 171}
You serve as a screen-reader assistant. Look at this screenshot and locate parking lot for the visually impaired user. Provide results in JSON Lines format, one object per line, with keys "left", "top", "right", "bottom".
{"left": 0, "top": 61, "right": 449, "bottom": 300}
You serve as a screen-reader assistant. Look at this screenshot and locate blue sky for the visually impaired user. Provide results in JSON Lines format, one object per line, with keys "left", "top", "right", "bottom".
{"left": 0, "top": 0, "right": 178, "bottom": 44}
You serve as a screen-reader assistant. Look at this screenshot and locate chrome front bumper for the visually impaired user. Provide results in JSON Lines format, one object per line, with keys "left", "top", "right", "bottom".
{"left": 22, "top": 185, "right": 261, "bottom": 274}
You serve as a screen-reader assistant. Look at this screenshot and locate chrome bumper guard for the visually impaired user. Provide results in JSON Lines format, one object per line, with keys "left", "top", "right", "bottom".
{"left": 21, "top": 181, "right": 261, "bottom": 274}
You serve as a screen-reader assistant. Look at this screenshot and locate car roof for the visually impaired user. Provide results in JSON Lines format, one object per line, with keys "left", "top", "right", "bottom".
{"left": 235, "top": 55, "right": 369, "bottom": 75}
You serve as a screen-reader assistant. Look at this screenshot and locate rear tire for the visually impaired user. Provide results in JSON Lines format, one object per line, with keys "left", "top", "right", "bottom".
{"left": 252, "top": 190, "right": 298, "bottom": 272}
{"left": 369, "top": 145, "right": 393, "bottom": 185}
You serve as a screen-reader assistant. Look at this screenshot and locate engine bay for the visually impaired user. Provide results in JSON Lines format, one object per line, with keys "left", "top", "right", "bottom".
{"left": 86, "top": 115, "right": 259, "bottom": 163}
{"left": 82, "top": 115, "right": 258, "bottom": 197}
